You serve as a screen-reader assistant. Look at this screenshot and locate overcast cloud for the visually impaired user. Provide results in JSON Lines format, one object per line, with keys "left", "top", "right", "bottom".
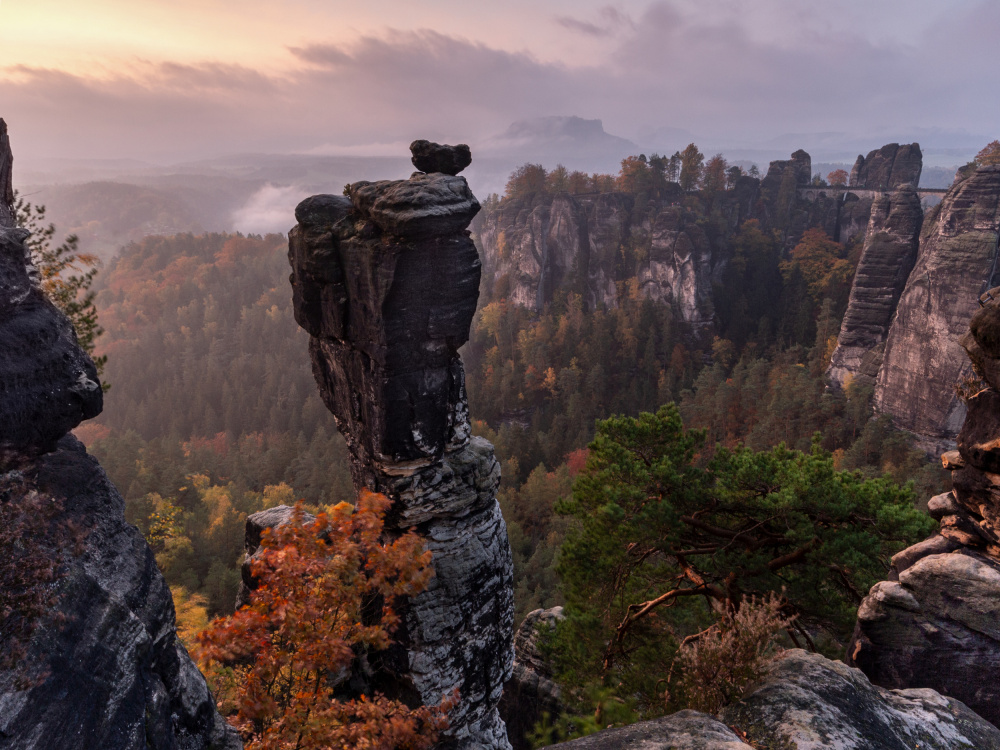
{"left": 0, "top": 0, "right": 996, "bottom": 166}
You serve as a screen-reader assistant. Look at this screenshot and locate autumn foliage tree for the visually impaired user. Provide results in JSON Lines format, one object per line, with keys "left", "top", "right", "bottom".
{"left": 827, "top": 169, "right": 849, "bottom": 186}
{"left": 197, "top": 491, "right": 448, "bottom": 750}
{"left": 975, "top": 140, "right": 1000, "bottom": 167}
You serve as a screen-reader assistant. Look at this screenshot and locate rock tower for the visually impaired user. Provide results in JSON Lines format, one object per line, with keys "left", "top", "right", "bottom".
{"left": 287, "top": 141, "right": 515, "bottom": 748}
{"left": 0, "top": 118, "right": 239, "bottom": 750}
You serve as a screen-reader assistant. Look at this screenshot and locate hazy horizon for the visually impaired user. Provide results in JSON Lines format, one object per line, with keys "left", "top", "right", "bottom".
{"left": 1, "top": 0, "right": 997, "bottom": 169}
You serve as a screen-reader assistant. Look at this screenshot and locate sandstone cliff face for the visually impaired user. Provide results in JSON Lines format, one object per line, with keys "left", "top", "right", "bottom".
{"left": 0, "top": 119, "right": 238, "bottom": 750}
{"left": 873, "top": 166, "right": 1000, "bottom": 450}
{"left": 480, "top": 191, "right": 717, "bottom": 326}
{"left": 850, "top": 143, "right": 923, "bottom": 189}
{"left": 480, "top": 192, "right": 630, "bottom": 312}
{"left": 829, "top": 187, "right": 923, "bottom": 389}
{"left": 287, "top": 143, "right": 514, "bottom": 749}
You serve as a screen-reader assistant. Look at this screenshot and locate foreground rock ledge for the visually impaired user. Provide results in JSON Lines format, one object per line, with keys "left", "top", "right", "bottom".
{"left": 287, "top": 142, "right": 514, "bottom": 749}
{"left": 543, "top": 650, "right": 1000, "bottom": 749}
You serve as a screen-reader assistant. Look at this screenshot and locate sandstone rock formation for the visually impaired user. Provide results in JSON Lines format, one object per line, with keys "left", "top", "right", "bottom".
{"left": 545, "top": 650, "right": 1000, "bottom": 749}
{"left": 543, "top": 710, "right": 749, "bottom": 749}
{"left": 287, "top": 141, "right": 514, "bottom": 749}
{"left": 720, "top": 649, "right": 1000, "bottom": 749}
{"left": 849, "top": 285, "right": 1000, "bottom": 726}
{"left": 828, "top": 186, "right": 923, "bottom": 389}
{"left": 873, "top": 165, "right": 1000, "bottom": 452}
{"left": 0, "top": 121, "right": 238, "bottom": 750}
{"left": 498, "top": 607, "right": 564, "bottom": 750}
{"left": 410, "top": 140, "right": 472, "bottom": 177}
{"left": 850, "top": 143, "right": 923, "bottom": 189}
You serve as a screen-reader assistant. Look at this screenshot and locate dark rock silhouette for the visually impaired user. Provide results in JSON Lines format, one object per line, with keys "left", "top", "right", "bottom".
{"left": 287, "top": 147, "right": 514, "bottom": 749}
{"left": 0, "top": 119, "right": 239, "bottom": 750}
{"left": 0, "top": 119, "right": 13, "bottom": 227}
{"left": 410, "top": 140, "right": 472, "bottom": 176}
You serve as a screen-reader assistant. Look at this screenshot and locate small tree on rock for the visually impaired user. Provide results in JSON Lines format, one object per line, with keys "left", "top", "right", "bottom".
{"left": 197, "top": 491, "right": 448, "bottom": 750}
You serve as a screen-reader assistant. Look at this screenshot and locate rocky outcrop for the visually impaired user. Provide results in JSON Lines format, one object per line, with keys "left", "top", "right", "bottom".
{"left": 545, "top": 650, "right": 1000, "bottom": 749}
{"left": 849, "top": 286, "right": 1000, "bottom": 726}
{"left": 499, "top": 607, "right": 564, "bottom": 750}
{"left": 543, "top": 711, "right": 748, "bottom": 749}
{"left": 721, "top": 649, "right": 1000, "bottom": 749}
{"left": 0, "top": 122, "right": 238, "bottom": 749}
{"left": 287, "top": 142, "right": 514, "bottom": 749}
{"left": 873, "top": 166, "right": 1000, "bottom": 451}
{"left": 828, "top": 187, "right": 923, "bottom": 389}
{"left": 850, "top": 143, "right": 923, "bottom": 189}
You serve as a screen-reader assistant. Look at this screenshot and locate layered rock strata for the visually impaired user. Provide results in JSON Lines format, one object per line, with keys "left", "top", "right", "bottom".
{"left": 545, "top": 650, "right": 1000, "bottom": 749}
{"left": 0, "top": 120, "right": 238, "bottom": 749}
{"left": 828, "top": 186, "right": 923, "bottom": 389}
{"left": 849, "top": 287, "right": 1000, "bottom": 726}
{"left": 850, "top": 143, "right": 923, "bottom": 189}
{"left": 287, "top": 143, "right": 514, "bottom": 749}
{"left": 873, "top": 166, "right": 1000, "bottom": 451}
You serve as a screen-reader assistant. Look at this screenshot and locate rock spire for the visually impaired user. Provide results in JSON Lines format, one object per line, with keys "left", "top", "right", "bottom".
{"left": 287, "top": 140, "right": 515, "bottom": 748}
{"left": 0, "top": 120, "right": 239, "bottom": 749}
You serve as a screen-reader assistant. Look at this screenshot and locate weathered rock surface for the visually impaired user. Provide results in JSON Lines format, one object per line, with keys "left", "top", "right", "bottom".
{"left": 829, "top": 187, "right": 923, "bottom": 389}
{"left": 542, "top": 710, "right": 748, "bottom": 749}
{"left": 0, "top": 122, "right": 237, "bottom": 749}
{"left": 0, "top": 438, "right": 240, "bottom": 750}
{"left": 850, "top": 143, "right": 923, "bottom": 189}
{"left": 479, "top": 190, "right": 718, "bottom": 325}
{"left": 874, "top": 166, "right": 1000, "bottom": 451}
{"left": 499, "top": 607, "right": 565, "bottom": 750}
{"left": 722, "top": 649, "right": 1000, "bottom": 749}
{"left": 410, "top": 140, "right": 472, "bottom": 176}
{"left": 849, "top": 550, "right": 1000, "bottom": 729}
{"left": 287, "top": 147, "right": 515, "bottom": 749}
{"left": 543, "top": 650, "right": 999, "bottom": 749}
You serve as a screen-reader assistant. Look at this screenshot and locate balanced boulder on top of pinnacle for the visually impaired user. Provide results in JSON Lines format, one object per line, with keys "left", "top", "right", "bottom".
{"left": 410, "top": 139, "right": 472, "bottom": 176}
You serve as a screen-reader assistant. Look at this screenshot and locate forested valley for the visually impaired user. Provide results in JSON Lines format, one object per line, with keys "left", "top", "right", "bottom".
{"left": 76, "top": 147, "right": 953, "bottom": 742}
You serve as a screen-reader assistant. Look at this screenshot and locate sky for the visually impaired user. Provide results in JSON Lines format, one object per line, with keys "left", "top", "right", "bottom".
{"left": 0, "top": 0, "right": 997, "bottom": 165}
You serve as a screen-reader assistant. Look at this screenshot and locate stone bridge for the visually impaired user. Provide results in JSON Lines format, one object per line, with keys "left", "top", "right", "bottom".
{"left": 798, "top": 185, "right": 949, "bottom": 202}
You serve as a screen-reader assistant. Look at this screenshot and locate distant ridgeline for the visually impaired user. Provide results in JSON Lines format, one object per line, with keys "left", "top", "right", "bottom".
{"left": 474, "top": 142, "right": 1000, "bottom": 453}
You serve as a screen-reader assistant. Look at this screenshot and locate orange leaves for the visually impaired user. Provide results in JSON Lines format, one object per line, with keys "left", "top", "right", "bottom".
{"left": 196, "top": 491, "right": 444, "bottom": 750}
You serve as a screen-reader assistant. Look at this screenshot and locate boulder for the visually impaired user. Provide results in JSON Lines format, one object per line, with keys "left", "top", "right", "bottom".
{"left": 287, "top": 147, "right": 515, "bottom": 749}
{"left": 541, "top": 711, "right": 748, "bottom": 749}
{"left": 849, "top": 551, "right": 1000, "bottom": 728}
{"left": 410, "top": 140, "right": 472, "bottom": 176}
{"left": 722, "top": 649, "right": 1000, "bottom": 749}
